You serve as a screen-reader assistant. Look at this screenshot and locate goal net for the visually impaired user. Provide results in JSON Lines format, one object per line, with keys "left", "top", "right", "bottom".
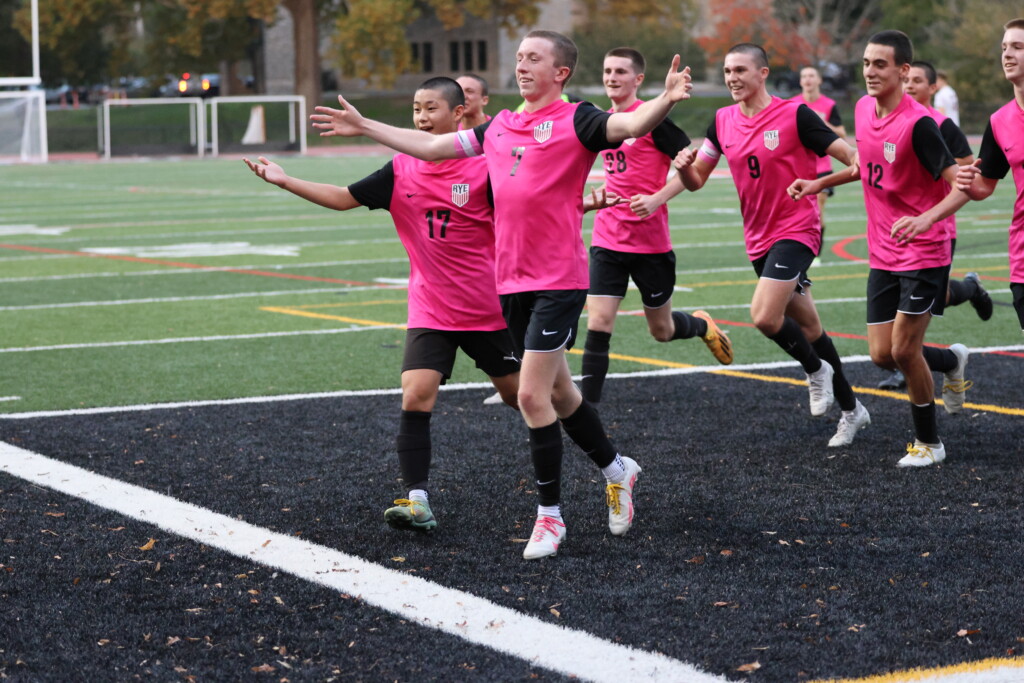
{"left": 100, "top": 98, "right": 206, "bottom": 158}
{"left": 0, "top": 91, "right": 48, "bottom": 163}
{"left": 209, "top": 95, "right": 306, "bottom": 156}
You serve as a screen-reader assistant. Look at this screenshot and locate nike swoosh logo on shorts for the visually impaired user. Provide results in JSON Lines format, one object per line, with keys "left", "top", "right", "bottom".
{"left": 774, "top": 263, "right": 790, "bottom": 269}
{"left": 650, "top": 291, "right": 664, "bottom": 298}
{"left": 541, "top": 329, "right": 559, "bottom": 336}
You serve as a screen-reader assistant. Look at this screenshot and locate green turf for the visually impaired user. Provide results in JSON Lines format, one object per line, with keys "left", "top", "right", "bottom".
{"left": 0, "top": 154, "right": 1018, "bottom": 413}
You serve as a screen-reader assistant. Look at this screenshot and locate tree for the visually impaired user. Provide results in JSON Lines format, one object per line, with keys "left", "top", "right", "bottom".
{"left": 330, "top": 0, "right": 542, "bottom": 89}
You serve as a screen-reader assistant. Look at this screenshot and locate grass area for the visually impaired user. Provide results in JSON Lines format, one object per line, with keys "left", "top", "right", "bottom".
{"left": 0, "top": 153, "right": 1018, "bottom": 413}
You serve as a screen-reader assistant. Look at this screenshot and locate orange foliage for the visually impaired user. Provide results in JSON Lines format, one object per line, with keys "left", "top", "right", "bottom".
{"left": 696, "top": 0, "right": 814, "bottom": 69}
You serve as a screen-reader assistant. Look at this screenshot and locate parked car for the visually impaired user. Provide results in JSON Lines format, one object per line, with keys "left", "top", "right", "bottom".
{"left": 174, "top": 72, "right": 220, "bottom": 97}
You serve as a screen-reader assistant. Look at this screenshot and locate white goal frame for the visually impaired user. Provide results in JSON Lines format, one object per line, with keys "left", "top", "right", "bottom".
{"left": 99, "top": 98, "right": 206, "bottom": 159}
{"left": 0, "top": 90, "right": 48, "bottom": 163}
{"left": 208, "top": 95, "right": 307, "bottom": 157}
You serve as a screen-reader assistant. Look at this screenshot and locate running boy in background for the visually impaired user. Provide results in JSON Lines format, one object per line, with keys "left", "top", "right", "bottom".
{"left": 789, "top": 30, "right": 972, "bottom": 467}
{"left": 244, "top": 77, "right": 520, "bottom": 535}
{"left": 581, "top": 46, "right": 733, "bottom": 405}
{"left": 456, "top": 74, "right": 490, "bottom": 128}
{"left": 956, "top": 18, "right": 1024, "bottom": 333}
{"left": 790, "top": 66, "right": 847, "bottom": 241}
{"left": 311, "top": 30, "right": 696, "bottom": 560}
{"left": 672, "top": 43, "right": 869, "bottom": 448}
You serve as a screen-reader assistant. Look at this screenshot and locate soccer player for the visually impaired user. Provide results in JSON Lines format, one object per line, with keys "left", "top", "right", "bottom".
{"left": 789, "top": 30, "right": 973, "bottom": 467}
{"left": 311, "top": 30, "right": 695, "bottom": 559}
{"left": 456, "top": 74, "right": 490, "bottom": 128}
{"left": 580, "top": 46, "right": 733, "bottom": 405}
{"left": 933, "top": 69, "right": 960, "bottom": 126}
{"left": 875, "top": 60, "right": 994, "bottom": 390}
{"left": 956, "top": 18, "right": 1024, "bottom": 334}
{"left": 790, "top": 66, "right": 847, "bottom": 237}
{"left": 672, "top": 43, "right": 869, "bottom": 448}
{"left": 243, "top": 77, "right": 521, "bottom": 535}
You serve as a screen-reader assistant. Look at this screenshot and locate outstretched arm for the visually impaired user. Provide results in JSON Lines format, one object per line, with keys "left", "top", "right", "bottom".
{"left": 605, "top": 56, "right": 692, "bottom": 143}
{"left": 310, "top": 94, "right": 459, "bottom": 161}
{"left": 244, "top": 156, "right": 361, "bottom": 211}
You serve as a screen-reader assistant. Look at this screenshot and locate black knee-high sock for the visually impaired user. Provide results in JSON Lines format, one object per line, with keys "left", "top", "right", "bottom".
{"left": 670, "top": 311, "right": 708, "bottom": 340}
{"left": 922, "top": 346, "right": 957, "bottom": 373}
{"left": 812, "top": 333, "right": 856, "bottom": 411}
{"left": 529, "top": 421, "right": 563, "bottom": 507}
{"left": 946, "top": 279, "right": 975, "bottom": 307}
{"left": 911, "top": 402, "right": 940, "bottom": 445}
{"left": 396, "top": 410, "right": 431, "bottom": 492}
{"left": 581, "top": 330, "right": 611, "bottom": 403}
{"left": 767, "top": 316, "right": 821, "bottom": 373}
{"left": 559, "top": 399, "right": 617, "bottom": 469}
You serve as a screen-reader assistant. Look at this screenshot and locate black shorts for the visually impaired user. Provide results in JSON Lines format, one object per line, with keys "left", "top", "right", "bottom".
{"left": 500, "top": 289, "right": 588, "bottom": 353}
{"left": 588, "top": 246, "right": 676, "bottom": 309}
{"left": 751, "top": 239, "right": 815, "bottom": 294}
{"left": 1011, "top": 282, "right": 1024, "bottom": 330}
{"left": 866, "top": 266, "right": 950, "bottom": 324}
{"left": 402, "top": 328, "right": 521, "bottom": 382}
{"left": 817, "top": 171, "right": 835, "bottom": 198}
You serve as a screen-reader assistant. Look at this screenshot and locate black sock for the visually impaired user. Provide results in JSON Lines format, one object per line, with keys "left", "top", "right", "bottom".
{"left": 396, "top": 410, "right": 432, "bottom": 492}
{"left": 559, "top": 400, "right": 617, "bottom": 468}
{"left": 812, "top": 333, "right": 856, "bottom": 411}
{"left": 922, "top": 346, "right": 957, "bottom": 373}
{"left": 581, "top": 330, "right": 611, "bottom": 403}
{"left": 946, "top": 279, "right": 974, "bottom": 307}
{"left": 911, "top": 402, "right": 940, "bottom": 445}
{"left": 529, "top": 421, "right": 563, "bottom": 507}
{"left": 767, "top": 317, "right": 821, "bottom": 373}
{"left": 670, "top": 311, "right": 708, "bottom": 340}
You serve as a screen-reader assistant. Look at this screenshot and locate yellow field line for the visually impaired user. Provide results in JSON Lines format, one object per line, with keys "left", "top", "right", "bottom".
{"left": 264, "top": 306, "right": 1023, "bottom": 417}
{"left": 810, "top": 655, "right": 1024, "bottom": 683}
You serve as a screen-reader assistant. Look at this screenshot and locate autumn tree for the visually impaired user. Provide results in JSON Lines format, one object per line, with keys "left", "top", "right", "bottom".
{"left": 330, "top": 0, "right": 542, "bottom": 89}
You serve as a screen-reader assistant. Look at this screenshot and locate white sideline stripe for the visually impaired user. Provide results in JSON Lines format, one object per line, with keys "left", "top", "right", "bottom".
{"left": 0, "top": 326, "right": 400, "bottom": 354}
{"left": 0, "top": 442, "right": 724, "bottom": 683}
{"left": 0, "top": 285, "right": 404, "bottom": 311}
{"left": 5, "top": 347, "right": 1024, "bottom": 421}
{"left": 0, "top": 396, "right": 21, "bottom": 402}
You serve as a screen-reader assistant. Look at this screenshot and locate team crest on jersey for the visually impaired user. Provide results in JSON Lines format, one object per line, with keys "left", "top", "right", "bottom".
{"left": 534, "top": 120, "right": 553, "bottom": 143}
{"left": 884, "top": 142, "right": 896, "bottom": 163}
{"left": 764, "top": 130, "right": 780, "bottom": 151}
{"left": 451, "top": 183, "right": 470, "bottom": 207}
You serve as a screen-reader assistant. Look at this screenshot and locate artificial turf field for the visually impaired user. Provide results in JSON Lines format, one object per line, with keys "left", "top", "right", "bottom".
{"left": 1, "top": 149, "right": 1023, "bottom": 682}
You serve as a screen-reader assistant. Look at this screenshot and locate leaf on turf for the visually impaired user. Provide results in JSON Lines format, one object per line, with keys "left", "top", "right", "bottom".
{"left": 736, "top": 661, "right": 761, "bottom": 672}
{"left": 44, "top": 512, "right": 65, "bottom": 517}
{"left": 138, "top": 538, "right": 156, "bottom": 551}
{"left": 166, "top": 636, "right": 181, "bottom": 645}
{"left": 250, "top": 663, "right": 275, "bottom": 673}
{"left": 685, "top": 555, "right": 705, "bottom": 564}
{"left": 957, "top": 628, "right": 981, "bottom": 637}
{"left": 391, "top": 556, "right": 406, "bottom": 562}
{"left": 720, "top": 549, "right": 734, "bottom": 556}
{"left": 549, "top": 608, "right": 561, "bottom": 618}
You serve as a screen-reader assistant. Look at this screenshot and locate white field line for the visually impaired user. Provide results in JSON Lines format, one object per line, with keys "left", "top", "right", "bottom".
{"left": 0, "top": 396, "right": 22, "bottom": 402}
{"left": 0, "top": 285, "right": 403, "bottom": 311}
{"left": 0, "top": 441, "right": 725, "bottom": 683}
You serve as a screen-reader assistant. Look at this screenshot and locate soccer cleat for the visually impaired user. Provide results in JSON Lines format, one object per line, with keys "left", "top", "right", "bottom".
{"left": 941, "top": 343, "right": 972, "bottom": 414}
{"left": 897, "top": 440, "right": 946, "bottom": 468}
{"left": 693, "top": 310, "right": 733, "bottom": 365}
{"left": 483, "top": 391, "right": 504, "bottom": 405}
{"left": 877, "top": 369, "right": 906, "bottom": 390}
{"left": 964, "top": 272, "right": 993, "bottom": 321}
{"left": 828, "top": 401, "right": 871, "bottom": 447}
{"left": 522, "top": 516, "right": 566, "bottom": 560}
{"left": 384, "top": 498, "right": 437, "bottom": 534}
{"left": 606, "top": 456, "right": 642, "bottom": 536}
{"left": 807, "top": 360, "right": 835, "bottom": 416}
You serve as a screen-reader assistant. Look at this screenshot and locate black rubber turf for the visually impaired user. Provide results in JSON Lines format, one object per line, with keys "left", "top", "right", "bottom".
{"left": 1, "top": 353, "right": 1021, "bottom": 681}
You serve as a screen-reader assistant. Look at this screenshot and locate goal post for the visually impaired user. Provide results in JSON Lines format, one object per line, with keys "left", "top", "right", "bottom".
{"left": 0, "top": 90, "right": 48, "bottom": 163}
{"left": 99, "top": 98, "right": 206, "bottom": 158}
{"left": 208, "top": 95, "right": 307, "bottom": 157}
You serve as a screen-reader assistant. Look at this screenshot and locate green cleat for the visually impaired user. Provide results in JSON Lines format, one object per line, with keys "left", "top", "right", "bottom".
{"left": 384, "top": 498, "right": 437, "bottom": 534}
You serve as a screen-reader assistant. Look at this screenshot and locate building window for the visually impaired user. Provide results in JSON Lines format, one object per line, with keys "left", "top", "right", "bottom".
{"left": 463, "top": 41, "right": 474, "bottom": 71}
{"left": 411, "top": 42, "right": 433, "bottom": 72}
{"left": 477, "top": 41, "right": 487, "bottom": 71}
{"left": 449, "top": 41, "right": 459, "bottom": 71}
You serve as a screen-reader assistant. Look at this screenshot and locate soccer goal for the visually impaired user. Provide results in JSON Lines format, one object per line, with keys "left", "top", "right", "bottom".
{"left": 208, "top": 95, "right": 307, "bottom": 157}
{"left": 0, "top": 90, "right": 48, "bottom": 163}
{"left": 99, "top": 98, "right": 207, "bottom": 158}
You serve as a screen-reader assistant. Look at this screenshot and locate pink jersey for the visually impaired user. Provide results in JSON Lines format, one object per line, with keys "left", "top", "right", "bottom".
{"left": 592, "top": 100, "right": 677, "bottom": 253}
{"left": 987, "top": 100, "right": 1024, "bottom": 281}
{"left": 854, "top": 94, "right": 953, "bottom": 271}
{"left": 388, "top": 154, "right": 506, "bottom": 331}
{"left": 455, "top": 99, "right": 605, "bottom": 293}
{"left": 791, "top": 93, "right": 838, "bottom": 175}
{"left": 697, "top": 97, "right": 823, "bottom": 260}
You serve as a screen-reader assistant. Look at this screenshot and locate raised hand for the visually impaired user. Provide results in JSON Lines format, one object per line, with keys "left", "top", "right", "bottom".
{"left": 243, "top": 156, "right": 287, "bottom": 187}
{"left": 663, "top": 55, "right": 693, "bottom": 102}
{"left": 310, "top": 94, "right": 367, "bottom": 138}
